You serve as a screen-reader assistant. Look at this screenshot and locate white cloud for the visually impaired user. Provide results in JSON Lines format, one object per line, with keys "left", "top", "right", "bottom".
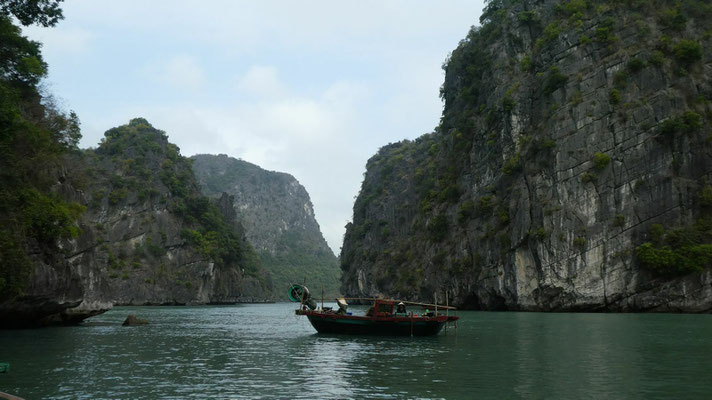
{"left": 147, "top": 55, "right": 206, "bottom": 91}
{"left": 322, "top": 81, "right": 370, "bottom": 110}
{"left": 236, "top": 65, "right": 285, "bottom": 99}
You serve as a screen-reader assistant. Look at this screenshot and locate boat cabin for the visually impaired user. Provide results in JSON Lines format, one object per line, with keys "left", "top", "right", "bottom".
{"left": 372, "top": 299, "right": 394, "bottom": 316}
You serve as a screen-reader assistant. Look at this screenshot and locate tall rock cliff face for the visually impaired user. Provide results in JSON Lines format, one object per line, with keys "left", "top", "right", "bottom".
{"left": 1, "top": 119, "right": 272, "bottom": 327}
{"left": 71, "top": 120, "right": 271, "bottom": 307}
{"left": 341, "top": 0, "right": 712, "bottom": 312}
{"left": 191, "top": 154, "right": 340, "bottom": 297}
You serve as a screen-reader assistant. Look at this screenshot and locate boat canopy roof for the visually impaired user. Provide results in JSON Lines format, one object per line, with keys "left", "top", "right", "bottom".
{"left": 336, "top": 297, "right": 457, "bottom": 310}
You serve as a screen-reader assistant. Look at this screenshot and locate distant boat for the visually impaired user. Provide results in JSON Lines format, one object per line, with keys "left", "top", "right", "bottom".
{"left": 289, "top": 285, "right": 459, "bottom": 336}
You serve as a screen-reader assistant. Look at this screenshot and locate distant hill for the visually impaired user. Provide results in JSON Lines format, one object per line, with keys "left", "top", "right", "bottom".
{"left": 191, "top": 154, "right": 340, "bottom": 298}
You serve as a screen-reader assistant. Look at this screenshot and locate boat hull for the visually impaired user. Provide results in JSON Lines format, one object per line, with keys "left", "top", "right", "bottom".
{"left": 299, "top": 311, "right": 457, "bottom": 336}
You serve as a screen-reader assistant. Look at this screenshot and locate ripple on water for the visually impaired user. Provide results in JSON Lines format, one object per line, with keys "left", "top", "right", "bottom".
{"left": 2, "top": 305, "right": 712, "bottom": 399}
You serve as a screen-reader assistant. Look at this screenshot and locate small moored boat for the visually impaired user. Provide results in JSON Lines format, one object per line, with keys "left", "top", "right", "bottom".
{"left": 289, "top": 285, "right": 459, "bottom": 336}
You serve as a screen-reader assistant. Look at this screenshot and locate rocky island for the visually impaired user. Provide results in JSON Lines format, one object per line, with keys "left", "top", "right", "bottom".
{"left": 192, "top": 154, "right": 340, "bottom": 296}
{"left": 340, "top": 0, "right": 712, "bottom": 312}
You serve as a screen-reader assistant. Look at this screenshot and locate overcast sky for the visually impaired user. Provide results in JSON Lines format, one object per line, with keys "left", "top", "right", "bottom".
{"left": 25, "top": 0, "right": 486, "bottom": 255}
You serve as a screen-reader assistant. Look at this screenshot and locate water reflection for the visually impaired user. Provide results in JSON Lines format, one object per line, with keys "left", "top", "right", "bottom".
{"left": 1, "top": 304, "right": 712, "bottom": 399}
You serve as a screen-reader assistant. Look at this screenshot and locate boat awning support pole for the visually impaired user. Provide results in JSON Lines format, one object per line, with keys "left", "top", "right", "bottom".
{"left": 410, "top": 312, "right": 414, "bottom": 337}
{"left": 445, "top": 291, "right": 449, "bottom": 335}
{"left": 435, "top": 292, "right": 438, "bottom": 316}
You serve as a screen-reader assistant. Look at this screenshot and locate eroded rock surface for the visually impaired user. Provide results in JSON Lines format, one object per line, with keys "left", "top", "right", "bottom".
{"left": 340, "top": 0, "right": 712, "bottom": 312}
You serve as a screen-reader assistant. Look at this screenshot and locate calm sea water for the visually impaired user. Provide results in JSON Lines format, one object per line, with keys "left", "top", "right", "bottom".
{"left": 1, "top": 303, "right": 711, "bottom": 399}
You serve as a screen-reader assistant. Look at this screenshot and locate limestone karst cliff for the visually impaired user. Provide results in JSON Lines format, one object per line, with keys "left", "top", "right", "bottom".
{"left": 340, "top": 0, "right": 712, "bottom": 312}
{"left": 0, "top": 119, "right": 272, "bottom": 327}
{"left": 191, "top": 154, "right": 340, "bottom": 297}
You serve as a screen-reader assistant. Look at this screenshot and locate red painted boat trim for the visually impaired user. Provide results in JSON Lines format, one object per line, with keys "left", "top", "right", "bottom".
{"left": 296, "top": 309, "right": 458, "bottom": 324}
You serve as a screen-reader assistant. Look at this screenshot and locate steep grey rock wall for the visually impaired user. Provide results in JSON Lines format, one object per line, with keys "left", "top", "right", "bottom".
{"left": 66, "top": 121, "right": 271, "bottom": 310}
{"left": 341, "top": 0, "right": 712, "bottom": 312}
{"left": 191, "top": 154, "right": 340, "bottom": 296}
{"left": 0, "top": 119, "right": 271, "bottom": 327}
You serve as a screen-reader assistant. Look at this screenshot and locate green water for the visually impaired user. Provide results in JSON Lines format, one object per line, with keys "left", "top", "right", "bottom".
{"left": 1, "top": 303, "right": 711, "bottom": 399}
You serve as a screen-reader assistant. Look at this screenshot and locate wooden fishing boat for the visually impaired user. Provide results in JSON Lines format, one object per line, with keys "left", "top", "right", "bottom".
{"left": 289, "top": 285, "right": 459, "bottom": 336}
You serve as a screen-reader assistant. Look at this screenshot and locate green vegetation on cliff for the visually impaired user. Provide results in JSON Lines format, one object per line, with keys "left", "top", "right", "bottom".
{"left": 636, "top": 187, "right": 712, "bottom": 273}
{"left": 0, "top": 2, "right": 85, "bottom": 298}
{"left": 89, "top": 119, "right": 261, "bottom": 276}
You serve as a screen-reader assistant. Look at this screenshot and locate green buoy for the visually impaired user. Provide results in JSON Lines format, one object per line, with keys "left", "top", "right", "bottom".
{"left": 0, "top": 363, "right": 9, "bottom": 373}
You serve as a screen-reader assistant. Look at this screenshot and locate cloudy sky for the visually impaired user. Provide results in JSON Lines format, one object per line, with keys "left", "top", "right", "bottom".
{"left": 25, "top": 0, "right": 486, "bottom": 254}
